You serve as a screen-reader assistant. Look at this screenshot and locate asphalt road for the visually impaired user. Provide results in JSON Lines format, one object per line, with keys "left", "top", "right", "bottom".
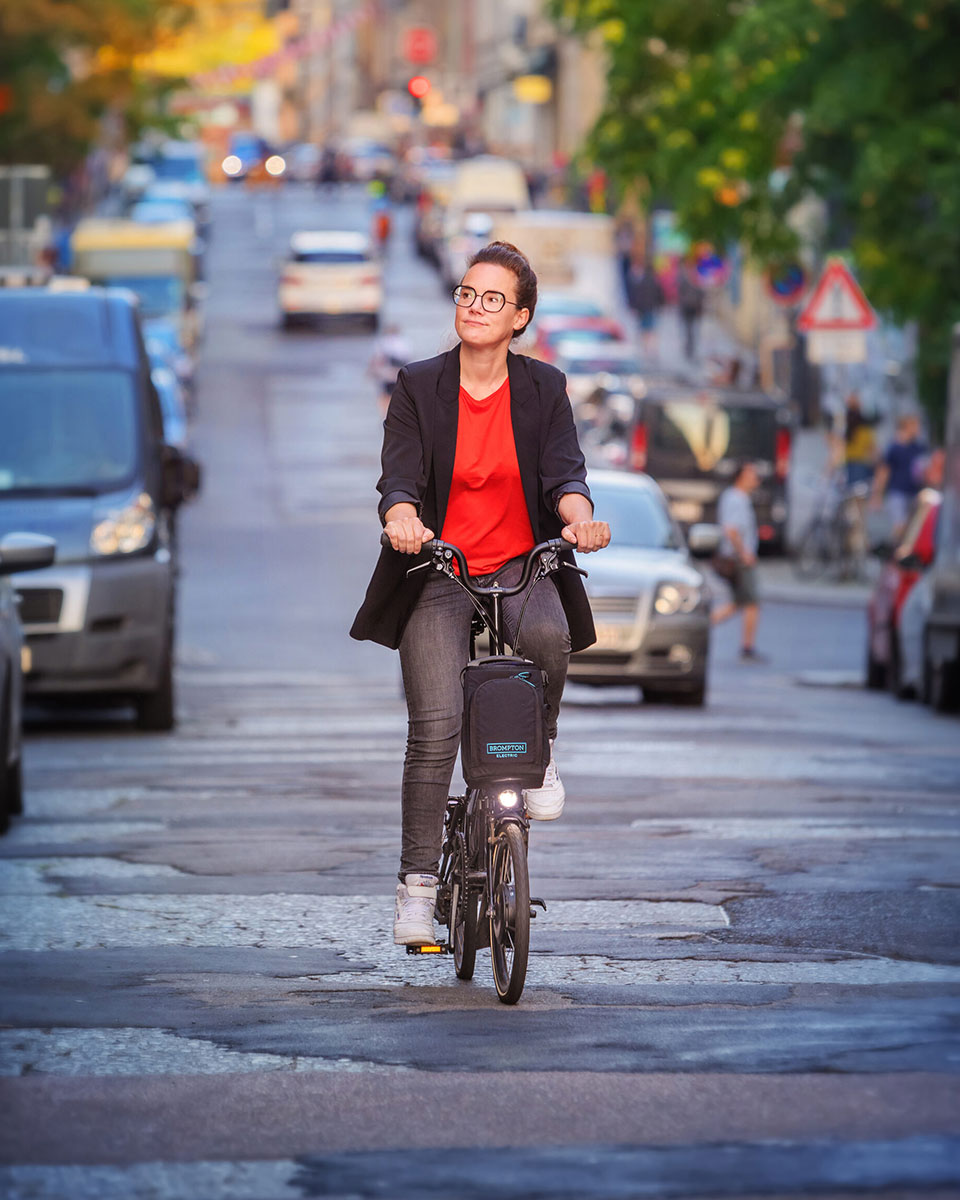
{"left": 1, "top": 185, "right": 959, "bottom": 1200}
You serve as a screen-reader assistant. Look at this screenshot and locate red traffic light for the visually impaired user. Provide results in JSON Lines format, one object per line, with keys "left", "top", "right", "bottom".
{"left": 407, "top": 75, "right": 431, "bottom": 100}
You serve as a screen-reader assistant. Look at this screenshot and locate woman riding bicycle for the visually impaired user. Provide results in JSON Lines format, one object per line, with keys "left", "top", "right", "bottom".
{"left": 350, "top": 241, "right": 610, "bottom": 945}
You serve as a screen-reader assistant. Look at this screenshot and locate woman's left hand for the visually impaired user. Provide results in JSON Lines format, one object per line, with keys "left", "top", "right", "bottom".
{"left": 561, "top": 521, "right": 611, "bottom": 553}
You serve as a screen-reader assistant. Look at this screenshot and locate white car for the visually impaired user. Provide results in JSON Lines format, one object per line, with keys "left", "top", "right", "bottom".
{"left": 278, "top": 231, "right": 382, "bottom": 330}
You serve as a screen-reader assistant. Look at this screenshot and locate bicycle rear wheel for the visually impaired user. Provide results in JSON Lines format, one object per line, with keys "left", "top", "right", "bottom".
{"left": 489, "top": 823, "right": 530, "bottom": 1005}
{"left": 794, "top": 518, "right": 839, "bottom": 581}
{"left": 451, "top": 839, "right": 479, "bottom": 979}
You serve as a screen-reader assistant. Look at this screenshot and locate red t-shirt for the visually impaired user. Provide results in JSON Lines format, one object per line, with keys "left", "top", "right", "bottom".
{"left": 441, "top": 377, "right": 535, "bottom": 575}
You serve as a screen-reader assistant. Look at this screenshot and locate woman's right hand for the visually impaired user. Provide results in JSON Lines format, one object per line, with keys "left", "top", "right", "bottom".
{"left": 383, "top": 516, "right": 435, "bottom": 554}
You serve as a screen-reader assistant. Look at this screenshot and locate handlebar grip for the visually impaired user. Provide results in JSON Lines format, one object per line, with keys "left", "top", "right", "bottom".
{"left": 381, "top": 529, "right": 438, "bottom": 554}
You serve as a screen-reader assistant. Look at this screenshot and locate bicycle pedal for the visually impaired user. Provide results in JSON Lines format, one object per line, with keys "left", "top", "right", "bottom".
{"left": 405, "top": 943, "right": 450, "bottom": 956}
{"left": 530, "top": 896, "right": 547, "bottom": 911}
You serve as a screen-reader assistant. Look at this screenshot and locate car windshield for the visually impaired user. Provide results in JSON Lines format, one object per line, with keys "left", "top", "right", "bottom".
{"left": 545, "top": 327, "right": 620, "bottom": 348}
{"left": 293, "top": 249, "right": 368, "bottom": 264}
{"left": 149, "top": 157, "right": 204, "bottom": 184}
{"left": 106, "top": 275, "right": 184, "bottom": 318}
{"left": 649, "top": 401, "right": 777, "bottom": 467}
{"left": 589, "top": 484, "right": 682, "bottom": 550}
{"left": 538, "top": 298, "right": 604, "bottom": 318}
{"left": 559, "top": 355, "right": 642, "bottom": 376}
{"left": 0, "top": 369, "right": 139, "bottom": 494}
{"left": 130, "top": 201, "right": 193, "bottom": 223}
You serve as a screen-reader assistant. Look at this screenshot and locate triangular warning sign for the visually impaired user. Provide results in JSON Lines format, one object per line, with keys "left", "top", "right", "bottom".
{"left": 796, "top": 258, "right": 876, "bottom": 332}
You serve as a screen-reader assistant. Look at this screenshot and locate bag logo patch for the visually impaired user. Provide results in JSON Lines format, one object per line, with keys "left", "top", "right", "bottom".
{"left": 487, "top": 742, "right": 527, "bottom": 758}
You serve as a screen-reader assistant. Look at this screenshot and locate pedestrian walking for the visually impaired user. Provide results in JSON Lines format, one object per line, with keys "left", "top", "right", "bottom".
{"left": 710, "top": 461, "right": 765, "bottom": 662}
{"left": 627, "top": 259, "right": 664, "bottom": 360}
{"left": 837, "top": 390, "right": 879, "bottom": 487}
{"left": 615, "top": 220, "right": 636, "bottom": 303}
{"left": 350, "top": 240, "right": 610, "bottom": 946}
{"left": 677, "top": 264, "right": 705, "bottom": 361}
{"left": 870, "top": 413, "right": 927, "bottom": 537}
{"left": 367, "top": 324, "right": 412, "bottom": 416}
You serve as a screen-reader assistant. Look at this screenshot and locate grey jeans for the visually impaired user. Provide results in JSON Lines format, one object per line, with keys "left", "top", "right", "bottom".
{"left": 397, "top": 558, "right": 571, "bottom": 878}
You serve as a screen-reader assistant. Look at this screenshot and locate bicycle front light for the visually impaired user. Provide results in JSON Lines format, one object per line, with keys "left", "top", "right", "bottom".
{"left": 654, "top": 582, "right": 702, "bottom": 616}
{"left": 498, "top": 789, "right": 520, "bottom": 809}
{"left": 90, "top": 493, "right": 156, "bottom": 556}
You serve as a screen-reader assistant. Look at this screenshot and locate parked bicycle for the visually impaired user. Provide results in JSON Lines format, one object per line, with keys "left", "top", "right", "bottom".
{"left": 793, "top": 470, "right": 871, "bottom": 582}
{"left": 382, "top": 532, "right": 586, "bottom": 1004}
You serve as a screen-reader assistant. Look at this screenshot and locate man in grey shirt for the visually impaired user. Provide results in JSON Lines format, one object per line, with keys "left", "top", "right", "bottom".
{"left": 711, "top": 461, "right": 765, "bottom": 661}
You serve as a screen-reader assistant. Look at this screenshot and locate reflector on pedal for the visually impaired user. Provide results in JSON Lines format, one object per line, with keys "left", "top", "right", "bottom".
{"left": 405, "top": 943, "right": 449, "bottom": 955}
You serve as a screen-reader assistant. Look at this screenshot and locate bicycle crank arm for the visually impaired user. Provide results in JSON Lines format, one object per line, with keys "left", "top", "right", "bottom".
{"left": 405, "top": 942, "right": 451, "bottom": 955}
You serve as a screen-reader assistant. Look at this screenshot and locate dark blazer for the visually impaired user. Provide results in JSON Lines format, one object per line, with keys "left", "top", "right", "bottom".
{"left": 349, "top": 345, "right": 597, "bottom": 652}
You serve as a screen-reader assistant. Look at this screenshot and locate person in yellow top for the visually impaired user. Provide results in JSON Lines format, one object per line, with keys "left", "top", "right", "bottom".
{"left": 839, "top": 391, "right": 879, "bottom": 486}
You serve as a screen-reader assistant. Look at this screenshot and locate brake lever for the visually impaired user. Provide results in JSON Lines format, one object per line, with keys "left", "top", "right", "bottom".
{"left": 562, "top": 561, "right": 589, "bottom": 578}
{"left": 405, "top": 559, "right": 432, "bottom": 577}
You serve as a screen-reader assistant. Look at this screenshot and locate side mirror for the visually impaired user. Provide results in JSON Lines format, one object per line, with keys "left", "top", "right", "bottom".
{"left": 687, "top": 522, "right": 722, "bottom": 558}
{"left": 161, "top": 446, "right": 202, "bottom": 508}
{"left": 0, "top": 533, "right": 56, "bottom": 576}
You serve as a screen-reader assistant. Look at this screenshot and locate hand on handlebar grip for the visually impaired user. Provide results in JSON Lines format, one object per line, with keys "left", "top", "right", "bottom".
{"left": 382, "top": 518, "right": 435, "bottom": 555}
{"left": 561, "top": 520, "right": 611, "bottom": 554}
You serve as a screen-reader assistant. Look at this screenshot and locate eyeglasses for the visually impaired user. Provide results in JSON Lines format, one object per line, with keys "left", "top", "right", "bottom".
{"left": 452, "top": 285, "right": 521, "bottom": 313}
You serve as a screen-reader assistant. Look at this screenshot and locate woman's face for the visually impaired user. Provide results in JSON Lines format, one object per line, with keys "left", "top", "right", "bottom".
{"left": 454, "top": 262, "right": 529, "bottom": 351}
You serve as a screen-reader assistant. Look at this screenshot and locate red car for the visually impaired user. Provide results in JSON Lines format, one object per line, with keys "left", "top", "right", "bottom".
{"left": 531, "top": 315, "right": 627, "bottom": 363}
{"left": 866, "top": 490, "right": 941, "bottom": 695}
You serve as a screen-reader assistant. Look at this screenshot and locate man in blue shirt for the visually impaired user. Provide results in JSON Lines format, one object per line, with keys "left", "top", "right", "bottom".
{"left": 871, "top": 414, "right": 927, "bottom": 536}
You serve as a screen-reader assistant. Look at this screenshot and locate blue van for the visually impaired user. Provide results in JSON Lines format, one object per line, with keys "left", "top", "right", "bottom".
{"left": 0, "top": 288, "right": 200, "bottom": 729}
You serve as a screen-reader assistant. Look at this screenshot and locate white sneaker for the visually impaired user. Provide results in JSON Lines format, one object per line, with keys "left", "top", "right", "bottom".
{"left": 393, "top": 873, "right": 438, "bottom": 945}
{"left": 524, "top": 741, "right": 565, "bottom": 821}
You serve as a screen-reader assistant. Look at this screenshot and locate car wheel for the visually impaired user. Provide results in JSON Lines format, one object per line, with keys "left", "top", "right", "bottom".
{"left": 136, "top": 638, "right": 175, "bottom": 732}
{"left": 0, "top": 678, "right": 11, "bottom": 835}
{"left": 865, "top": 644, "right": 886, "bottom": 690}
{"left": 7, "top": 758, "right": 23, "bottom": 816}
{"left": 643, "top": 683, "right": 705, "bottom": 706}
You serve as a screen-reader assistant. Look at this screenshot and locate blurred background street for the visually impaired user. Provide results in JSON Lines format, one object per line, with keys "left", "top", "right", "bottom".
{"left": 1, "top": 1, "right": 960, "bottom": 1197}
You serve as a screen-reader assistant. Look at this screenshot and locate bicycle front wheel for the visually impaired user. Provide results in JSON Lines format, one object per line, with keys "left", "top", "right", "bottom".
{"left": 489, "top": 823, "right": 530, "bottom": 1005}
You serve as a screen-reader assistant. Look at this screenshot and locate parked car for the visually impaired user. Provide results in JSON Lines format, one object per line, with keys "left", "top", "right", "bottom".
{"left": 278, "top": 231, "right": 382, "bottom": 330}
{"left": 0, "top": 533, "right": 56, "bottom": 832}
{"left": 623, "top": 381, "right": 793, "bottom": 553}
{"left": 924, "top": 323, "right": 960, "bottom": 712}
{"left": 0, "top": 287, "right": 200, "bottom": 730}
{"left": 531, "top": 315, "right": 627, "bottom": 364}
{"left": 567, "top": 470, "right": 719, "bottom": 705}
{"left": 866, "top": 490, "right": 942, "bottom": 696}
{"left": 552, "top": 341, "right": 645, "bottom": 408}
{"left": 150, "top": 365, "right": 189, "bottom": 451}
{"left": 533, "top": 293, "right": 608, "bottom": 324}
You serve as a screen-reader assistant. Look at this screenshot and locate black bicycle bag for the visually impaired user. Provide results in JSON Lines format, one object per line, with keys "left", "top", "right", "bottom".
{"left": 460, "top": 655, "right": 550, "bottom": 788}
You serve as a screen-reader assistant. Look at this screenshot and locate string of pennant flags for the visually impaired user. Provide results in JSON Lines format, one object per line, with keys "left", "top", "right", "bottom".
{"left": 191, "top": 0, "right": 379, "bottom": 90}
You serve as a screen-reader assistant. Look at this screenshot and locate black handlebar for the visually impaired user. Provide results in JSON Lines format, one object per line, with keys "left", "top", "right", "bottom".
{"left": 379, "top": 532, "right": 579, "bottom": 596}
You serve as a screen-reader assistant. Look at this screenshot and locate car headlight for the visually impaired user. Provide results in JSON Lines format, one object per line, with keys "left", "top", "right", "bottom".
{"left": 654, "top": 582, "right": 702, "bottom": 615}
{"left": 90, "top": 493, "right": 156, "bottom": 556}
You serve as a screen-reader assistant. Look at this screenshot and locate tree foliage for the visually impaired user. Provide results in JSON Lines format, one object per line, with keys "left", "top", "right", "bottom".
{"left": 553, "top": 0, "right": 960, "bottom": 421}
{"left": 0, "top": 0, "right": 194, "bottom": 175}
